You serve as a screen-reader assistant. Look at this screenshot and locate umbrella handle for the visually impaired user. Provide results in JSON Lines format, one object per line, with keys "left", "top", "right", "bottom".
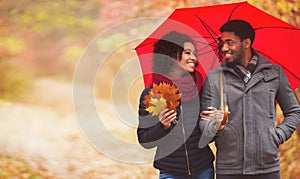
{"left": 220, "top": 104, "right": 229, "bottom": 125}
{"left": 220, "top": 72, "right": 229, "bottom": 125}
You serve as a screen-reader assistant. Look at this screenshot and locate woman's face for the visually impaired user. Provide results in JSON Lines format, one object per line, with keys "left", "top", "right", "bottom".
{"left": 178, "top": 42, "right": 197, "bottom": 73}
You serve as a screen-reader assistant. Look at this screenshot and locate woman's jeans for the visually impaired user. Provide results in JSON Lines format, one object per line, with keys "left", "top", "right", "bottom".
{"left": 159, "top": 168, "right": 214, "bottom": 179}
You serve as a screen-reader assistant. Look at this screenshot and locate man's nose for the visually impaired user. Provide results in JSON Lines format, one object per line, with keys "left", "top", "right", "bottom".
{"left": 221, "top": 43, "right": 229, "bottom": 52}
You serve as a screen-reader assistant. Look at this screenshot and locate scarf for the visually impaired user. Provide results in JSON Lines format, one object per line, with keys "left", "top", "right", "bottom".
{"left": 152, "top": 71, "right": 203, "bottom": 102}
{"left": 233, "top": 55, "right": 258, "bottom": 83}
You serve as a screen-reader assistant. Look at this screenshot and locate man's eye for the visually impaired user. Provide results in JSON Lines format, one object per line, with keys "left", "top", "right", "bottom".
{"left": 219, "top": 40, "right": 234, "bottom": 47}
{"left": 227, "top": 41, "right": 234, "bottom": 46}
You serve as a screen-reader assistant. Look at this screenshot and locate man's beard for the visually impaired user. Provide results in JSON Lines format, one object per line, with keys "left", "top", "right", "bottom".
{"left": 225, "top": 59, "right": 238, "bottom": 67}
{"left": 225, "top": 53, "right": 244, "bottom": 67}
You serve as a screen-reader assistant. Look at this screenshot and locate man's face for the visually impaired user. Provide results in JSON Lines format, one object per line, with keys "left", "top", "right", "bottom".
{"left": 219, "top": 31, "right": 246, "bottom": 66}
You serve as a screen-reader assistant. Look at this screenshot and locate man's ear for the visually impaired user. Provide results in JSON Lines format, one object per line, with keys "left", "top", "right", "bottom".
{"left": 243, "top": 38, "right": 251, "bottom": 48}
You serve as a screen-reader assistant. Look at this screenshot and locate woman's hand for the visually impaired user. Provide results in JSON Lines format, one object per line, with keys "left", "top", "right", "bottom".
{"left": 158, "top": 109, "right": 177, "bottom": 130}
{"left": 200, "top": 107, "right": 227, "bottom": 130}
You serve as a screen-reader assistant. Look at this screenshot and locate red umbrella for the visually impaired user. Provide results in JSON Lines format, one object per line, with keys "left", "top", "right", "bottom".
{"left": 135, "top": 1, "right": 300, "bottom": 90}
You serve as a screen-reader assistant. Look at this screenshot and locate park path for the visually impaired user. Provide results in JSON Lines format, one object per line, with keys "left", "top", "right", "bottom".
{"left": 0, "top": 77, "right": 157, "bottom": 178}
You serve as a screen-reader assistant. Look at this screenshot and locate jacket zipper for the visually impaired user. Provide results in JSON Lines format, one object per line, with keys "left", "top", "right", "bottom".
{"left": 180, "top": 106, "right": 191, "bottom": 176}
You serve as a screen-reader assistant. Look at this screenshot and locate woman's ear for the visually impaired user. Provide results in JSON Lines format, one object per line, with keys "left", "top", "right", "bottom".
{"left": 176, "top": 51, "right": 181, "bottom": 61}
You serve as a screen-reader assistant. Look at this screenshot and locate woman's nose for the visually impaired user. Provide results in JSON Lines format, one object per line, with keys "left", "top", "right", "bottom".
{"left": 191, "top": 53, "right": 197, "bottom": 60}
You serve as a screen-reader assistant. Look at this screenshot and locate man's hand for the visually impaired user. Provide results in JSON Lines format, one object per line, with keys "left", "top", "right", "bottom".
{"left": 200, "top": 106, "right": 228, "bottom": 130}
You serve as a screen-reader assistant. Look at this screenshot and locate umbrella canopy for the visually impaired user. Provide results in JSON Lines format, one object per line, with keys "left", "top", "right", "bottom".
{"left": 135, "top": 1, "right": 300, "bottom": 90}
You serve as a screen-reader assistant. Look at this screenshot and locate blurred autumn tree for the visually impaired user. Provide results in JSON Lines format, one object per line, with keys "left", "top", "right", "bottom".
{"left": 0, "top": 0, "right": 99, "bottom": 100}
{"left": 248, "top": 0, "right": 300, "bottom": 27}
{"left": 0, "top": 0, "right": 299, "bottom": 177}
{"left": 277, "top": 88, "right": 300, "bottom": 178}
{"left": 1, "top": 0, "right": 299, "bottom": 100}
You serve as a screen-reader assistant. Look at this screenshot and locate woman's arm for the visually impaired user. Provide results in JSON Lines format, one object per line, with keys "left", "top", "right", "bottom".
{"left": 137, "top": 88, "right": 172, "bottom": 149}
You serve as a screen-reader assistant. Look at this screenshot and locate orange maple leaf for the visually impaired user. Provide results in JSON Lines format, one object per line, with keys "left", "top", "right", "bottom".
{"left": 143, "top": 82, "right": 181, "bottom": 115}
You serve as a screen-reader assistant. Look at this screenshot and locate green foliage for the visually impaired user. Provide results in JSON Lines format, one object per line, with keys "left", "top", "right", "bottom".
{"left": 61, "top": 45, "right": 85, "bottom": 66}
{"left": 0, "top": 36, "right": 25, "bottom": 54}
{"left": 0, "top": 59, "right": 32, "bottom": 101}
{"left": 4, "top": 0, "right": 98, "bottom": 36}
{"left": 0, "top": 0, "right": 99, "bottom": 100}
{"left": 96, "top": 32, "right": 129, "bottom": 53}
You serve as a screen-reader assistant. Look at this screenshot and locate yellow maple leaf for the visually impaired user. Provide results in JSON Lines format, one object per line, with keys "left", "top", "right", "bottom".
{"left": 145, "top": 97, "right": 167, "bottom": 116}
{"left": 144, "top": 82, "right": 181, "bottom": 116}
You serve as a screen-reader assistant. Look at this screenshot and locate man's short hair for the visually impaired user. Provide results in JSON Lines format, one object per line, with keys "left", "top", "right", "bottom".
{"left": 220, "top": 20, "right": 255, "bottom": 46}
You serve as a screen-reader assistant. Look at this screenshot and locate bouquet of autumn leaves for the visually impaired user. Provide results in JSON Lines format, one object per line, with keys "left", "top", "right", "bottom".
{"left": 143, "top": 82, "right": 181, "bottom": 116}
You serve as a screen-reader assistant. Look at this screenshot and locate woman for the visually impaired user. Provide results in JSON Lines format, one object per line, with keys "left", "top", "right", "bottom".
{"left": 137, "top": 31, "right": 215, "bottom": 179}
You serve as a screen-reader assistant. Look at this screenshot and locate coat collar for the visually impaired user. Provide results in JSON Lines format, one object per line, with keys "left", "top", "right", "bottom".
{"left": 220, "top": 49, "right": 273, "bottom": 75}
{"left": 219, "top": 50, "right": 278, "bottom": 92}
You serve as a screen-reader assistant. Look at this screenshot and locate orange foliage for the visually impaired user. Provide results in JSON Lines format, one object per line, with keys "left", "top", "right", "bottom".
{"left": 0, "top": 155, "right": 52, "bottom": 178}
{"left": 278, "top": 88, "right": 300, "bottom": 178}
{"left": 144, "top": 82, "right": 181, "bottom": 115}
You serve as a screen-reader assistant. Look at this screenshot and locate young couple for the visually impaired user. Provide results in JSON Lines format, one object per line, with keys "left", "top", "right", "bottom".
{"left": 137, "top": 20, "right": 300, "bottom": 179}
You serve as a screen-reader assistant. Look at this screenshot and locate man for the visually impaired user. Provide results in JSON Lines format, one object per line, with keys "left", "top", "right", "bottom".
{"left": 199, "top": 20, "right": 300, "bottom": 179}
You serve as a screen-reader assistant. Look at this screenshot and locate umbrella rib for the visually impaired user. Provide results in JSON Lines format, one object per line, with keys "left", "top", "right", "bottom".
{"left": 194, "top": 16, "right": 223, "bottom": 62}
{"left": 257, "top": 50, "right": 300, "bottom": 81}
{"left": 209, "top": 54, "right": 219, "bottom": 70}
{"left": 255, "top": 26, "right": 300, "bottom": 31}
{"left": 197, "top": 48, "right": 217, "bottom": 56}
{"left": 196, "top": 48, "right": 219, "bottom": 71}
{"left": 194, "top": 39, "right": 218, "bottom": 54}
{"left": 190, "top": 15, "right": 219, "bottom": 43}
{"left": 177, "top": 9, "right": 219, "bottom": 44}
{"left": 190, "top": 16, "right": 224, "bottom": 61}
{"left": 228, "top": 2, "right": 245, "bottom": 21}
{"left": 193, "top": 36, "right": 219, "bottom": 45}
{"left": 193, "top": 37, "right": 218, "bottom": 47}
